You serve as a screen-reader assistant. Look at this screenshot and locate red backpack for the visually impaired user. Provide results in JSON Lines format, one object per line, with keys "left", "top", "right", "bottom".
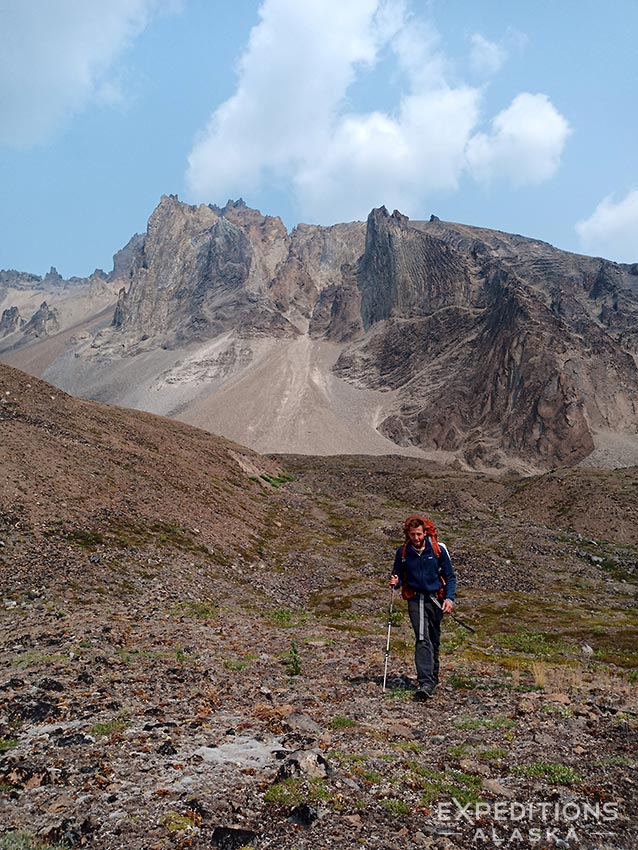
{"left": 400, "top": 515, "right": 445, "bottom": 600}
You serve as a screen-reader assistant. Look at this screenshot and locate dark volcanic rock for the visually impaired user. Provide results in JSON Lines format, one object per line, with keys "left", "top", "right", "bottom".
{"left": 334, "top": 211, "right": 638, "bottom": 469}
{"left": 22, "top": 301, "right": 59, "bottom": 338}
{"left": 211, "top": 826, "right": 257, "bottom": 849}
{"left": 0, "top": 306, "right": 24, "bottom": 337}
{"left": 358, "top": 206, "right": 476, "bottom": 329}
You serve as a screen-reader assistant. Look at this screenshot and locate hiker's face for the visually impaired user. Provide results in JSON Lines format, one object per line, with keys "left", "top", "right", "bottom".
{"left": 408, "top": 526, "right": 425, "bottom": 547}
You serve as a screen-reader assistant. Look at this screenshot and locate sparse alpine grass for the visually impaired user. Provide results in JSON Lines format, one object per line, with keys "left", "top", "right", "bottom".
{"left": 447, "top": 671, "right": 510, "bottom": 690}
{"left": 383, "top": 685, "right": 414, "bottom": 701}
{"left": 382, "top": 798, "right": 411, "bottom": 816}
{"left": 494, "top": 630, "right": 555, "bottom": 658}
{"left": 263, "top": 778, "right": 304, "bottom": 807}
{"left": 90, "top": 718, "right": 130, "bottom": 737}
{"left": 330, "top": 716, "right": 358, "bottom": 730}
{"left": 263, "top": 777, "right": 335, "bottom": 808}
{"left": 64, "top": 528, "right": 105, "bottom": 547}
{"left": 354, "top": 767, "right": 384, "bottom": 785}
{"left": 414, "top": 768, "right": 483, "bottom": 806}
{"left": 388, "top": 609, "right": 403, "bottom": 627}
{"left": 269, "top": 608, "right": 293, "bottom": 627}
{"left": 259, "top": 473, "right": 295, "bottom": 488}
{"left": 161, "top": 811, "right": 200, "bottom": 833}
{"left": 453, "top": 716, "right": 516, "bottom": 731}
{"left": 223, "top": 659, "right": 248, "bottom": 671}
{"left": 170, "top": 599, "right": 218, "bottom": 620}
{"left": 448, "top": 744, "right": 509, "bottom": 762}
{"left": 511, "top": 762, "right": 583, "bottom": 786}
{"left": 441, "top": 622, "right": 470, "bottom": 652}
{"left": 12, "top": 652, "right": 66, "bottom": 668}
{"left": 285, "top": 640, "right": 302, "bottom": 676}
{"left": 60, "top": 519, "right": 211, "bottom": 557}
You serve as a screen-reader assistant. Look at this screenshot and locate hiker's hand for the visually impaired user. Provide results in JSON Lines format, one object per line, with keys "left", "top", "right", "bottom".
{"left": 442, "top": 599, "right": 454, "bottom": 614}
{"left": 389, "top": 574, "right": 399, "bottom": 587}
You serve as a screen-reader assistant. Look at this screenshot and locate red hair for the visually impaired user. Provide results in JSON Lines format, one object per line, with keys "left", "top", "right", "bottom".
{"left": 402, "top": 515, "right": 441, "bottom": 559}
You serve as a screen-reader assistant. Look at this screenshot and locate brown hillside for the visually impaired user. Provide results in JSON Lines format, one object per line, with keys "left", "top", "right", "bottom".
{"left": 0, "top": 363, "right": 283, "bottom": 590}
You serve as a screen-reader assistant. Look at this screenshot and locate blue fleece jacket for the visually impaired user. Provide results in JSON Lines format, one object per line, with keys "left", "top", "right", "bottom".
{"left": 392, "top": 537, "right": 457, "bottom": 601}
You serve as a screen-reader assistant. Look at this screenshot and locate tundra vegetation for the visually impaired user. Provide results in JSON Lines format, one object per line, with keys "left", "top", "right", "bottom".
{"left": 0, "top": 367, "right": 636, "bottom": 848}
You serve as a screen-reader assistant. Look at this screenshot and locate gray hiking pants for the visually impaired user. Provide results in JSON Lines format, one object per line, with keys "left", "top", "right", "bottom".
{"left": 407, "top": 594, "right": 443, "bottom": 689}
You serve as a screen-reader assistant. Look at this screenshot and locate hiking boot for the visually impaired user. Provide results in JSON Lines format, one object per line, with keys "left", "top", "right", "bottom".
{"left": 413, "top": 684, "right": 434, "bottom": 702}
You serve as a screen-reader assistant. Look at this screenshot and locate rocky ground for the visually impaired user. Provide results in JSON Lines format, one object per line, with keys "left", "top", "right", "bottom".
{"left": 1, "top": 365, "right": 637, "bottom": 850}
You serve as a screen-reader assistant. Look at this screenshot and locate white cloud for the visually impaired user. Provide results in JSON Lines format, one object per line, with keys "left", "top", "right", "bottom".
{"left": 186, "top": 0, "right": 570, "bottom": 223}
{"left": 293, "top": 86, "right": 481, "bottom": 223}
{"left": 576, "top": 190, "right": 638, "bottom": 263}
{"left": 469, "top": 33, "right": 507, "bottom": 77}
{"left": 0, "top": 0, "right": 177, "bottom": 148}
{"left": 466, "top": 93, "right": 571, "bottom": 186}
{"left": 187, "top": 0, "right": 398, "bottom": 203}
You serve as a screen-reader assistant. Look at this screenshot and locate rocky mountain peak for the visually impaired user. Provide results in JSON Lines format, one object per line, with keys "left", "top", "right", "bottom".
{"left": 4, "top": 201, "right": 638, "bottom": 472}
{"left": 110, "top": 233, "right": 145, "bottom": 285}
{"left": 358, "top": 206, "right": 473, "bottom": 329}
{"left": 0, "top": 306, "right": 24, "bottom": 337}
{"left": 104, "top": 196, "right": 366, "bottom": 350}
{"left": 221, "top": 197, "right": 249, "bottom": 215}
{"left": 43, "top": 267, "right": 63, "bottom": 285}
{"left": 22, "top": 301, "right": 59, "bottom": 338}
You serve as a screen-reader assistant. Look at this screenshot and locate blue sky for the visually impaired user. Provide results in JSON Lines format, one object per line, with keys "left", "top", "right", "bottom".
{"left": 1, "top": 0, "right": 636, "bottom": 278}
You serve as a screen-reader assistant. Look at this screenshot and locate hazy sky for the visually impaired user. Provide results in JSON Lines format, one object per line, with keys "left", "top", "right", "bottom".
{"left": 1, "top": 0, "right": 636, "bottom": 278}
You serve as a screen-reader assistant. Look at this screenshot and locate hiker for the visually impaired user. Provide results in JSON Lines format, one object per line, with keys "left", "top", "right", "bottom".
{"left": 389, "top": 515, "right": 456, "bottom": 701}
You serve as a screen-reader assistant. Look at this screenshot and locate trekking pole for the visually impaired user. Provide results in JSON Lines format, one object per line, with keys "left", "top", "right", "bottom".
{"left": 382, "top": 587, "right": 395, "bottom": 692}
{"left": 429, "top": 595, "right": 476, "bottom": 634}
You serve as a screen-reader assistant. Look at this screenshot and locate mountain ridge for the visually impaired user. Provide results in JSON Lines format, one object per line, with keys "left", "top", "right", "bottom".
{"left": 1, "top": 197, "right": 638, "bottom": 473}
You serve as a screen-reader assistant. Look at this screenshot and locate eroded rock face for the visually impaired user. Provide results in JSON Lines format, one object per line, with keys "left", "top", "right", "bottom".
{"left": 270, "top": 221, "right": 365, "bottom": 329}
{"left": 113, "top": 197, "right": 257, "bottom": 346}
{"left": 7, "top": 195, "right": 638, "bottom": 470}
{"left": 109, "top": 233, "right": 145, "bottom": 288}
{"left": 22, "top": 301, "right": 59, "bottom": 338}
{"left": 334, "top": 212, "right": 638, "bottom": 469}
{"left": 111, "top": 196, "right": 366, "bottom": 349}
{"left": 0, "top": 306, "right": 24, "bottom": 337}
{"left": 308, "top": 276, "right": 363, "bottom": 342}
{"left": 358, "top": 207, "right": 476, "bottom": 328}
